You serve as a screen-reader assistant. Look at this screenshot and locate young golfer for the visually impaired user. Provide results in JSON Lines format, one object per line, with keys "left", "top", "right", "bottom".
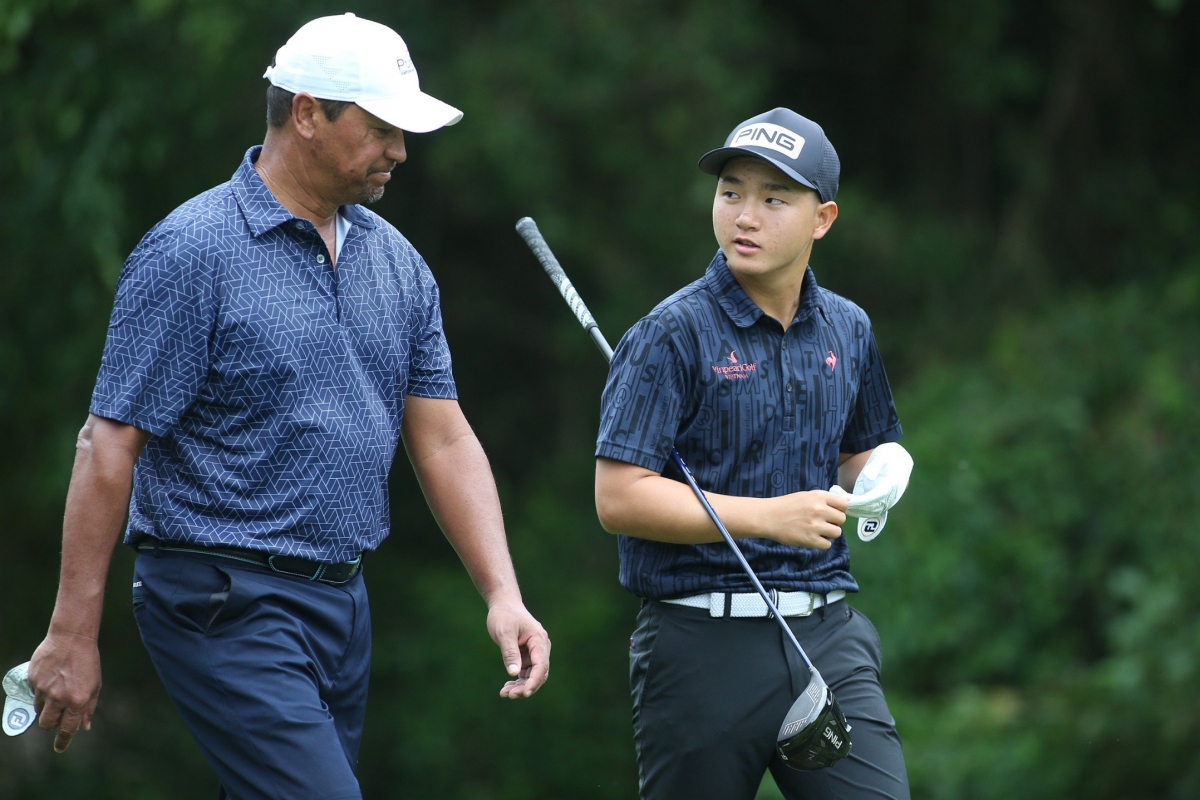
{"left": 595, "top": 108, "right": 909, "bottom": 800}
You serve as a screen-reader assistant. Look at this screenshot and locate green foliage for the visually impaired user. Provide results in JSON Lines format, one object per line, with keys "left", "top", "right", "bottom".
{"left": 2, "top": 0, "right": 1199, "bottom": 798}
{"left": 852, "top": 271, "right": 1200, "bottom": 798}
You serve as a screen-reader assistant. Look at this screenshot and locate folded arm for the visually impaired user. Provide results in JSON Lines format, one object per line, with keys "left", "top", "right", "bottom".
{"left": 595, "top": 456, "right": 850, "bottom": 551}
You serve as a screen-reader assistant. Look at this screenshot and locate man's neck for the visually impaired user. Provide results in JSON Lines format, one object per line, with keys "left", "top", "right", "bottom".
{"left": 255, "top": 135, "right": 342, "bottom": 265}
{"left": 254, "top": 136, "right": 339, "bottom": 229}
{"left": 730, "top": 256, "right": 810, "bottom": 331}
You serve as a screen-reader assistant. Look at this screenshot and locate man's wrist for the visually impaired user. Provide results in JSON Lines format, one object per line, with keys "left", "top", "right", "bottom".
{"left": 483, "top": 587, "right": 524, "bottom": 610}
{"left": 44, "top": 628, "right": 101, "bottom": 651}
{"left": 729, "top": 494, "right": 769, "bottom": 540}
{"left": 47, "top": 610, "right": 103, "bottom": 642}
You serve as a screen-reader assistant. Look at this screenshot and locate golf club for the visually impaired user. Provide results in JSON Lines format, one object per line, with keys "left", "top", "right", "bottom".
{"left": 516, "top": 216, "right": 852, "bottom": 770}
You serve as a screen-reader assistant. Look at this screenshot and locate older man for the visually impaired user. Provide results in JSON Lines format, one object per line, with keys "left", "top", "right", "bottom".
{"left": 27, "top": 13, "right": 549, "bottom": 799}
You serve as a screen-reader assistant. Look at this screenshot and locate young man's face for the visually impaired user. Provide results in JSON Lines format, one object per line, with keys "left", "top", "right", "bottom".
{"left": 310, "top": 102, "right": 407, "bottom": 205}
{"left": 712, "top": 157, "right": 837, "bottom": 282}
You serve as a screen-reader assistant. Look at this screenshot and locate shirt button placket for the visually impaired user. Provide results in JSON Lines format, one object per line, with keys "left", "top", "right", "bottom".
{"left": 297, "top": 221, "right": 340, "bottom": 322}
{"left": 780, "top": 332, "right": 795, "bottom": 432}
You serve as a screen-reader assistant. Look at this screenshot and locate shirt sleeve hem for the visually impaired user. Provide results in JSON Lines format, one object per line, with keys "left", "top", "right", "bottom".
{"left": 840, "top": 421, "right": 903, "bottom": 454}
{"left": 406, "top": 381, "right": 458, "bottom": 400}
{"left": 595, "top": 442, "right": 668, "bottom": 473}
{"left": 88, "top": 399, "right": 169, "bottom": 438}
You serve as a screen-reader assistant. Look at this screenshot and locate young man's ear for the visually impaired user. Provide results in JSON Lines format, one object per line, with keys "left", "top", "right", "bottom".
{"left": 812, "top": 199, "right": 839, "bottom": 241}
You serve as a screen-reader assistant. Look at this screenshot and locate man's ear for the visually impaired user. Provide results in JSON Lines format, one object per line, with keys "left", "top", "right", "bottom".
{"left": 811, "top": 200, "right": 839, "bottom": 241}
{"left": 291, "top": 93, "right": 322, "bottom": 140}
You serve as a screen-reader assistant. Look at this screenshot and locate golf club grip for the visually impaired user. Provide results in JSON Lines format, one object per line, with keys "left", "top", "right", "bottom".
{"left": 515, "top": 218, "right": 614, "bottom": 361}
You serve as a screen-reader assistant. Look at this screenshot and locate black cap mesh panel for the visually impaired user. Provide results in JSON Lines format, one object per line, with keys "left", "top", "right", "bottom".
{"left": 817, "top": 138, "right": 841, "bottom": 202}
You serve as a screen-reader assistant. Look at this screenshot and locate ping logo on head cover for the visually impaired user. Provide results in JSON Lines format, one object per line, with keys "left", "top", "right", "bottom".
{"left": 823, "top": 725, "right": 843, "bottom": 749}
{"left": 732, "top": 123, "right": 805, "bottom": 159}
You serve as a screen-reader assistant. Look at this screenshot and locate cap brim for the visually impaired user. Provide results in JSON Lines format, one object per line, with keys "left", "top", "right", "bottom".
{"left": 358, "top": 92, "right": 463, "bottom": 134}
{"left": 3, "top": 696, "right": 36, "bottom": 736}
{"left": 698, "top": 147, "right": 821, "bottom": 196}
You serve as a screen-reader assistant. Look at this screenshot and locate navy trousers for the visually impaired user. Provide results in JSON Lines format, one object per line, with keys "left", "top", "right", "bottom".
{"left": 630, "top": 599, "right": 910, "bottom": 800}
{"left": 133, "top": 549, "right": 372, "bottom": 800}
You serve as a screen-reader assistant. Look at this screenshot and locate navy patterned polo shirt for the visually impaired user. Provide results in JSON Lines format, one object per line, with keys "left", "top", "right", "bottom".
{"left": 596, "top": 251, "right": 902, "bottom": 599}
{"left": 90, "top": 146, "right": 456, "bottom": 563}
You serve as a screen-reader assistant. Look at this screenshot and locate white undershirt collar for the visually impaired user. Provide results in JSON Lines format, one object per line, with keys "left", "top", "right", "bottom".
{"left": 334, "top": 211, "right": 352, "bottom": 260}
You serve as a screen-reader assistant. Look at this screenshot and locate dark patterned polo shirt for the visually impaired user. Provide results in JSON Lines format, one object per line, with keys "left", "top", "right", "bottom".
{"left": 91, "top": 146, "right": 456, "bottom": 562}
{"left": 596, "top": 251, "right": 901, "bottom": 599}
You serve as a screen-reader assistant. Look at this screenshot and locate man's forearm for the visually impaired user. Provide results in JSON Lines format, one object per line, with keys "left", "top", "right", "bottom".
{"left": 595, "top": 470, "right": 766, "bottom": 544}
{"left": 50, "top": 417, "right": 147, "bottom": 638}
{"left": 409, "top": 432, "right": 521, "bottom": 605}
{"left": 595, "top": 457, "right": 849, "bottom": 550}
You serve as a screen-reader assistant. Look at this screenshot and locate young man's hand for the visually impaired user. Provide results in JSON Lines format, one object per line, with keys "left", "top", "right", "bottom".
{"left": 758, "top": 490, "right": 848, "bottom": 550}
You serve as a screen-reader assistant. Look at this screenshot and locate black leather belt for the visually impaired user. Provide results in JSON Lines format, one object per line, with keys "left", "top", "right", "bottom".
{"left": 136, "top": 540, "right": 362, "bottom": 585}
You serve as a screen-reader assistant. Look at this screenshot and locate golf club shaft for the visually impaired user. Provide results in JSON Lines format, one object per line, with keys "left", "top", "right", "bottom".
{"left": 516, "top": 216, "right": 817, "bottom": 674}
{"left": 666, "top": 451, "right": 815, "bottom": 671}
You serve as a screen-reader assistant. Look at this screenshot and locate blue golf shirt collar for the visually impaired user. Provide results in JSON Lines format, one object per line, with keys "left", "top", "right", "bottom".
{"left": 231, "top": 146, "right": 378, "bottom": 239}
{"left": 703, "top": 250, "right": 825, "bottom": 329}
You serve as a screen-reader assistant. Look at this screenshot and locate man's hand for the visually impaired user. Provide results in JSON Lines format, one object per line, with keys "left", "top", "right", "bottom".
{"left": 758, "top": 490, "right": 849, "bottom": 550}
{"left": 486, "top": 599, "right": 551, "bottom": 699}
{"left": 28, "top": 630, "right": 102, "bottom": 753}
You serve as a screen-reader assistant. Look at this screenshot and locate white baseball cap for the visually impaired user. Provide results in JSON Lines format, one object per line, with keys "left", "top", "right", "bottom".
{"left": 3, "top": 662, "right": 36, "bottom": 737}
{"left": 263, "top": 13, "right": 463, "bottom": 134}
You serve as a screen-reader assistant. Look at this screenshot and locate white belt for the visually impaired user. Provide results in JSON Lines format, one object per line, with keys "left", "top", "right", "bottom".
{"left": 662, "top": 589, "right": 845, "bottom": 618}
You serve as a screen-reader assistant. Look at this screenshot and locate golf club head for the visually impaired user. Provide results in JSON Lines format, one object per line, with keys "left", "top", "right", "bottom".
{"left": 776, "top": 673, "right": 852, "bottom": 770}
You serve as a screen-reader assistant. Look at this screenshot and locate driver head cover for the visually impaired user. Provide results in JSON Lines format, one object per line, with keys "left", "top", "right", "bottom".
{"left": 3, "top": 662, "right": 36, "bottom": 736}
{"left": 776, "top": 673, "right": 853, "bottom": 770}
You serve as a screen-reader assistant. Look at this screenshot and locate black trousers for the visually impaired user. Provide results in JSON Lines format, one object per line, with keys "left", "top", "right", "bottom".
{"left": 630, "top": 599, "right": 910, "bottom": 800}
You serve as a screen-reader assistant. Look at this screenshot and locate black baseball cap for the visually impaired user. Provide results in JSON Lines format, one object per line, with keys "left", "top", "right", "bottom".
{"left": 698, "top": 108, "right": 840, "bottom": 202}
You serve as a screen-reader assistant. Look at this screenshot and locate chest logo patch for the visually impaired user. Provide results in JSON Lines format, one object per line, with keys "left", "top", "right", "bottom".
{"left": 826, "top": 350, "right": 837, "bottom": 370}
{"left": 712, "top": 349, "right": 759, "bottom": 379}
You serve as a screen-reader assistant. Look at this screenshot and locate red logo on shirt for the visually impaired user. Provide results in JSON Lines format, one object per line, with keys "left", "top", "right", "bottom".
{"left": 712, "top": 349, "right": 758, "bottom": 379}
{"left": 825, "top": 350, "right": 837, "bottom": 370}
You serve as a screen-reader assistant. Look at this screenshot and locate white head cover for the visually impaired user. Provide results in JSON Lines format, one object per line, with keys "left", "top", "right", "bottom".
{"left": 3, "top": 662, "right": 36, "bottom": 736}
{"left": 263, "top": 13, "right": 463, "bottom": 134}
{"left": 829, "top": 442, "right": 914, "bottom": 541}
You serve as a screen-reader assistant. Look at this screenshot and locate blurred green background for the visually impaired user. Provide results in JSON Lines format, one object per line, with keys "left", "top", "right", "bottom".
{"left": 2, "top": 0, "right": 1199, "bottom": 797}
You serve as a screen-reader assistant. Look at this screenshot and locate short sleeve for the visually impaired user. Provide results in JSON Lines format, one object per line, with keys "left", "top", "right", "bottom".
{"left": 89, "top": 227, "right": 217, "bottom": 436}
{"left": 595, "top": 316, "right": 687, "bottom": 472}
{"left": 840, "top": 327, "right": 902, "bottom": 453}
{"left": 405, "top": 257, "right": 457, "bottom": 399}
